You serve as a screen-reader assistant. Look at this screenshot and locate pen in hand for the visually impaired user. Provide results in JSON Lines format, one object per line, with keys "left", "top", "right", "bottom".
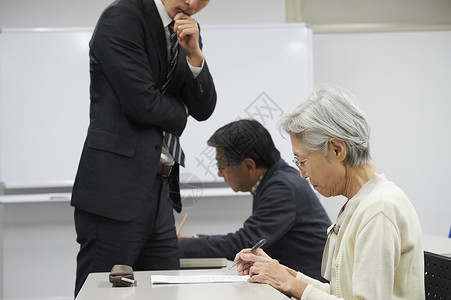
{"left": 229, "top": 239, "right": 266, "bottom": 269}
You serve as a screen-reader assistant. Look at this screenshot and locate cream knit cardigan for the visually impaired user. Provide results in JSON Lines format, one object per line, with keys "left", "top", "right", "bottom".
{"left": 295, "top": 174, "right": 424, "bottom": 300}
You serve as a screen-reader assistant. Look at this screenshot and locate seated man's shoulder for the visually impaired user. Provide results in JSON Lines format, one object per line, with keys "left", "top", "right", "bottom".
{"left": 268, "top": 164, "right": 312, "bottom": 193}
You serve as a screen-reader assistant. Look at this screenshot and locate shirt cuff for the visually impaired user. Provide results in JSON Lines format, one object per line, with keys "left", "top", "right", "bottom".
{"left": 186, "top": 56, "right": 204, "bottom": 79}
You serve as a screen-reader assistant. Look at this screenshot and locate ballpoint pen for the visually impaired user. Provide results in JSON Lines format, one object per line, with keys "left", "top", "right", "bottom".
{"left": 229, "top": 239, "right": 266, "bottom": 269}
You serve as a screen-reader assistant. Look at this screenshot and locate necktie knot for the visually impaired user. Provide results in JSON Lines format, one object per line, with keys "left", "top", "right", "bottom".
{"left": 168, "top": 21, "right": 176, "bottom": 39}
{"left": 168, "top": 21, "right": 174, "bottom": 32}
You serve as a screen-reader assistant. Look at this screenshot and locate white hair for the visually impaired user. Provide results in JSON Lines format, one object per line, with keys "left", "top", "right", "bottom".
{"left": 278, "top": 84, "right": 371, "bottom": 167}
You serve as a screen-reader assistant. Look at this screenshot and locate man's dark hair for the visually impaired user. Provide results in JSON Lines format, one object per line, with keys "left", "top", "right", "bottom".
{"left": 207, "top": 119, "right": 280, "bottom": 169}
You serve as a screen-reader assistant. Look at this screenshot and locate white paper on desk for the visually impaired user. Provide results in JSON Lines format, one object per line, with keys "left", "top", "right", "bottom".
{"left": 151, "top": 274, "right": 250, "bottom": 284}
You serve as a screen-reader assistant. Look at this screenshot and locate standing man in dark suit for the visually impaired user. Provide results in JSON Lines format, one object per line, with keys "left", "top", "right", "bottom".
{"left": 178, "top": 119, "right": 331, "bottom": 282}
{"left": 71, "top": 0, "right": 216, "bottom": 296}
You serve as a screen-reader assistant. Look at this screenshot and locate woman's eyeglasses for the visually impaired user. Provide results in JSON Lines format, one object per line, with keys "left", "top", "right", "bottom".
{"left": 292, "top": 151, "right": 312, "bottom": 172}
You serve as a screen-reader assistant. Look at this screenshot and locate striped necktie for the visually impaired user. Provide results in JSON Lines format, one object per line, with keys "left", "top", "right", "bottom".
{"left": 162, "top": 21, "right": 178, "bottom": 93}
{"left": 162, "top": 21, "right": 185, "bottom": 166}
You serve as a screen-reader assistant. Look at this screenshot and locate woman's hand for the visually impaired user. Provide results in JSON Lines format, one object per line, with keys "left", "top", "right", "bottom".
{"left": 235, "top": 250, "right": 308, "bottom": 298}
{"left": 233, "top": 248, "right": 271, "bottom": 275}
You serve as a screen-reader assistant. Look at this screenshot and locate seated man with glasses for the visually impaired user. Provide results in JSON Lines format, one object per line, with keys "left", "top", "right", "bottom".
{"left": 178, "top": 119, "right": 331, "bottom": 281}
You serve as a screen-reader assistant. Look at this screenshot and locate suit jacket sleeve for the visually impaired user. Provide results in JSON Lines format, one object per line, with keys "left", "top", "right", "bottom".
{"left": 90, "top": 3, "right": 216, "bottom": 137}
{"left": 181, "top": 34, "right": 217, "bottom": 123}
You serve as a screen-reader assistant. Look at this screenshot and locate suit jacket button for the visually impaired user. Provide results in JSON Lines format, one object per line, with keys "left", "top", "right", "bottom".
{"left": 155, "top": 145, "right": 162, "bottom": 151}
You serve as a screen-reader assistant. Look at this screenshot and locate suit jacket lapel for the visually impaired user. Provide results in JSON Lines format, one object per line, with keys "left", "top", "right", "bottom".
{"left": 139, "top": 0, "right": 168, "bottom": 89}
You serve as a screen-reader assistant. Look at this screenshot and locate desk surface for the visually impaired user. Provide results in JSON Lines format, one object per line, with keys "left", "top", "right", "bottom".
{"left": 423, "top": 234, "right": 451, "bottom": 257}
{"left": 76, "top": 266, "right": 289, "bottom": 300}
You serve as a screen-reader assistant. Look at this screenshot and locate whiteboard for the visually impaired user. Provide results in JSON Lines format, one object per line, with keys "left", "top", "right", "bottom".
{"left": 181, "top": 24, "right": 313, "bottom": 183}
{"left": 0, "top": 28, "right": 92, "bottom": 189}
{"left": 0, "top": 24, "right": 313, "bottom": 188}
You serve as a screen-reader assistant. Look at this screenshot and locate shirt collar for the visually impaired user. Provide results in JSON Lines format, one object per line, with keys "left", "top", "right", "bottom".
{"left": 154, "top": 0, "right": 173, "bottom": 27}
{"left": 251, "top": 170, "right": 267, "bottom": 197}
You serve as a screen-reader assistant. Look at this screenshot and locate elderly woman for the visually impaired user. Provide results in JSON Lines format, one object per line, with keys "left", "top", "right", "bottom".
{"left": 234, "top": 85, "right": 424, "bottom": 299}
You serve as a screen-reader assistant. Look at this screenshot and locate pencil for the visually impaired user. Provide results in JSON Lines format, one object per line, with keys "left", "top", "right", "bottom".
{"left": 176, "top": 213, "right": 189, "bottom": 236}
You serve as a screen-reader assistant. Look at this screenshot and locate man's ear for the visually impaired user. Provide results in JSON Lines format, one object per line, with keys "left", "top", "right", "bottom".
{"left": 329, "top": 138, "right": 347, "bottom": 162}
{"left": 242, "top": 158, "right": 256, "bottom": 173}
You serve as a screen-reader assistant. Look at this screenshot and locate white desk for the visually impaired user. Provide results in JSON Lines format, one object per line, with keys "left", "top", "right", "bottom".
{"left": 423, "top": 234, "right": 451, "bottom": 257}
{"left": 76, "top": 265, "right": 289, "bottom": 300}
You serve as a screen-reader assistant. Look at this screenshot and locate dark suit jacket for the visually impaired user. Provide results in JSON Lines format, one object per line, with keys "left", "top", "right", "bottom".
{"left": 179, "top": 159, "right": 331, "bottom": 281}
{"left": 71, "top": 0, "right": 216, "bottom": 220}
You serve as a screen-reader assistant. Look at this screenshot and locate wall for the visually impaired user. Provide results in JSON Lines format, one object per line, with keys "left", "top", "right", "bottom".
{"left": 0, "top": 0, "right": 286, "bottom": 28}
{"left": 1, "top": 0, "right": 451, "bottom": 299}
{"left": 300, "top": 0, "right": 451, "bottom": 26}
{"left": 1, "top": 200, "right": 77, "bottom": 300}
{"left": 0, "top": 193, "right": 252, "bottom": 300}
{"left": 312, "top": 30, "right": 451, "bottom": 235}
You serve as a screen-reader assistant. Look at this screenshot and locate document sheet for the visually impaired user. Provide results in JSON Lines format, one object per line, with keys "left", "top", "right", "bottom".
{"left": 151, "top": 274, "right": 250, "bottom": 284}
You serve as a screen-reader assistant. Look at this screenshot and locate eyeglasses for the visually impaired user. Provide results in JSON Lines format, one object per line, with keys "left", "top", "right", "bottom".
{"left": 217, "top": 162, "right": 231, "bottom": 171}
{"left": 292, "top": 151, "right": 312, "bottom": 172}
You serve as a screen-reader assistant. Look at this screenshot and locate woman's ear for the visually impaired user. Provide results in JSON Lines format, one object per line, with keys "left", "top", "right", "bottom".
{"left": 329, "top": 138, "right": 347, "bottom": 162}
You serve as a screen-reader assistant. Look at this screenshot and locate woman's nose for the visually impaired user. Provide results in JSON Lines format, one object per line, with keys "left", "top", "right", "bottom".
{"left": 299, "top": 169, "right": 308, "bottom": 179}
